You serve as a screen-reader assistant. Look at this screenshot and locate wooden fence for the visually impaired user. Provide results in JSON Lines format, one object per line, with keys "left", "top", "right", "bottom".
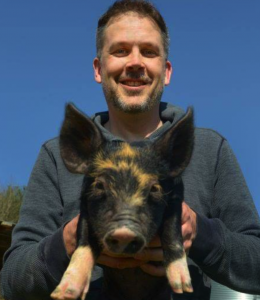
{"left": 0, "top": 221, "right": 15, "bottom": 270}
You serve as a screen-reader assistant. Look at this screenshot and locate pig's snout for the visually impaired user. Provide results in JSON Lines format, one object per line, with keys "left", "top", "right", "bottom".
{"left": 104, "top": 227, "right": 145, "bottom": 254}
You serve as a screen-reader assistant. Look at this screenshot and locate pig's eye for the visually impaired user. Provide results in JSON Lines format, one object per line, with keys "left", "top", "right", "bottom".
{"left": 94, "top": 181, "right": 104, "bottom": 190}
{"left": 92, "top": 180, "right": 106, "bottom": 195}
{"left": 150, "top": 184, "right": 161, "bottom": 193}
{"left": 149, "top": 184, "right": 162, "bottom": 201}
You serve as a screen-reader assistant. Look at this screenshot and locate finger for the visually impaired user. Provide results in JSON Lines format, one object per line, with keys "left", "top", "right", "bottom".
{"left": 181, "top": 222, "right": 192, "bottom": 240}
{"left": 97, "top": 254, "right": 143, "bottom": 269}
{"left": 63, "top": 215, "right": 80, "bottom": 256}
{"left": 183, "top": 240, "right": 192, "bottom": 253}
{"left": 102, "top": 249, "right": 134, "bottom": 258}
{"left": 181, "top": 202, "right": 190, "bottom": 224}
{"left": 134, "top": 247, "right": 163, "bottom": 262}
{"left": 140, "top": 263, "right": 165, "bottom": 277}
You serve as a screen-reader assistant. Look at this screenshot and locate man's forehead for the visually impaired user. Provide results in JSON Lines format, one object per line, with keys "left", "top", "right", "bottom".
{"left": 105, "top": 12, "right": 161, "bottom": 36}
{"left": 102, "top": 12, "right": 163, "bottom": 50}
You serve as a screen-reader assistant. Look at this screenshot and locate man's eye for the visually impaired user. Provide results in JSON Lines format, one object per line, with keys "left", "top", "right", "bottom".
{"left": 142, "top": 49, "right": 157, "bottom": 57}
{"left": 113, "top": 49, "right": 128, "bottom": 56}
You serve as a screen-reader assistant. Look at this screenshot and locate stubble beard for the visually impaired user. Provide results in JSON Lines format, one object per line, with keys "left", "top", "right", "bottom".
{"left": 102, "top": 80, "right": 165, "bottom": 114}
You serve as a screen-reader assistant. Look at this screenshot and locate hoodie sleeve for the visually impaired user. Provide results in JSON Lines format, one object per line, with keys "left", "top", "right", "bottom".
{"left": 0, "top": 144, "right": 70, "bottom": 300}
{"left": 189, "top": 139, "right": 260, "bottom": 294}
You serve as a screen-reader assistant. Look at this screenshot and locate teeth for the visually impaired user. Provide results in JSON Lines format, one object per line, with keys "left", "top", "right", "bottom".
{"left": 123, "top": 81, "right": 144, "bottom": 87}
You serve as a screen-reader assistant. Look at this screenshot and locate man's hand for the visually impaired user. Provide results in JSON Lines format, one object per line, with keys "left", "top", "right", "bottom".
{"left": 63, "top": 216, "right": 164, "bottom": 276}
{"left": 63, "top": 215, "right": 79, "bottom": 256}
{"left": 97, "top": 236, "right": 165, "bottom": 277}
{"left": 63, "top": 202, "right": 197, "bottom": 275}
{"left": 182, "top": 202, "right": 197, "bottom": 252}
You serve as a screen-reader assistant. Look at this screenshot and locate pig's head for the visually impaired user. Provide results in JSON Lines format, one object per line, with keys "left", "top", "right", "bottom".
{"left": 59, "top": 104, "right": 194, "bottom": 255}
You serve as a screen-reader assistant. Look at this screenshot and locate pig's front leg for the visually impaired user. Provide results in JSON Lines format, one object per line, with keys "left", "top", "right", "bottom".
{"left": 51, "top": 246, "right": 95, "bottom": 300}
{"left": 51, "top": 215, "right": 96, "bottom": 300}
{"left": 161, "top": 179, "right": 193, "bottom": 294}
{"left": 165, "top": 249, "right": 193, "bottom": 294}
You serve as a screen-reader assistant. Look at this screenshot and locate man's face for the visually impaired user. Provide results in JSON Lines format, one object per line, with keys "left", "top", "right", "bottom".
{"left": 93, "top": 13, "right": 172, "bottom": 114}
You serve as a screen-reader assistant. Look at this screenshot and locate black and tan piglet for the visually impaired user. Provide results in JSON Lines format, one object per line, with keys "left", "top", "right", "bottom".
{"left": 51, "top": 104, "right": 194, "bottom": 300}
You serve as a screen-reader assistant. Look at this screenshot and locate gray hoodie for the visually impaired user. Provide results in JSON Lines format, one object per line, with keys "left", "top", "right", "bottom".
{"left": 1, "top": 102, "right": 260, "bottom": 300}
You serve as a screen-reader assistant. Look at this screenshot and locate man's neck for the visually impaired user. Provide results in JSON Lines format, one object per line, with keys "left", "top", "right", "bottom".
{"left": 104, "top": 107, "right": 163, "bottom": 143}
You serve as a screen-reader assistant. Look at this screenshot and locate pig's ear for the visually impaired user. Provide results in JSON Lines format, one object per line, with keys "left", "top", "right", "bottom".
{"left": 59, "top": 103, "right": 104, "bottom": 174}
{"left": 153, "top": 107, "right": 194, "bottom": 177}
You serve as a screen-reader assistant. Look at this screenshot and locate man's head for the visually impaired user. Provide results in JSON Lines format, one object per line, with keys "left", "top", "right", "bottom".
{"left": 93, "top": 0, "right": 172, "bottom": 114}
{"left": 96, "top": 0, "right": 170, "bottom": 60}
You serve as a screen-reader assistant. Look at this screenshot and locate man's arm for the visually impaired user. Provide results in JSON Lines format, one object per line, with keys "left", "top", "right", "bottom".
{"left": 188, "top": 139, "right": 260, "bottom": 294}
{"left": 1, "top": 143, "right": 71, "bottom": 300}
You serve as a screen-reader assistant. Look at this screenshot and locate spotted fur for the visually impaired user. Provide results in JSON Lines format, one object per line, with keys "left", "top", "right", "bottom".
{"left": 90, "top": 145, "right": 160, "bottom": 206}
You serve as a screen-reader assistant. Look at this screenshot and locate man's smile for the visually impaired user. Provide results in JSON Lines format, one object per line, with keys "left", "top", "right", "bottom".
{"left": 118, "top": 77, "right": 152, "bottom": 91}
{"left": 121, "top": 80, "right": 146, "bottom": 87}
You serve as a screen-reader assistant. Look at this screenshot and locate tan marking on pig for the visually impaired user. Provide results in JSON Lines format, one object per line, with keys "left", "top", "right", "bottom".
{"left": 90, "top": 144, "right": 161, "bottom": 206}
{"left": 122, "top": 165, "right": 157, "bottom": 206}
{"left": 93, "top": 151, "right": 148, "bottom": 179}
{"left": 166, "top": 252, "right": 193, "bottom": 294}
{"left": 51, "top": 246, "right": 95, "bottom": 300}
{"left": 93, "top": 152, "right": 115, "bottom": 173}
{"left": 116, "top": 143, "right": 138, "bottom": 158}
{"left": 108, "top": 183, "right": 119, "bottom": 198}
{"left": 123, "top": 194, "right": 144, "bottom": 206}
{"left": 117, "top": 160, "right": 129, "bottom": 171}
{"left": 131, "top": 169, "right": 160, "bottom": 205}
{"left": 136, "top": 171, "right": 157, "bottom": 189}
{"left": 92, "top": 144, "right": 138, "bottom": 175}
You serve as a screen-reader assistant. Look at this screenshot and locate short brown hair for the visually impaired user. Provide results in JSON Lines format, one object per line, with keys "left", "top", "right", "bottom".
{"left": 96, "top": 0, "right": 170, "bottom": 59}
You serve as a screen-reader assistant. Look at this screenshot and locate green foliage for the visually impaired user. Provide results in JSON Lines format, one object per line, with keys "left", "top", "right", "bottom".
{"left": 0, "top": 186, "right": 24, "bottom": 223}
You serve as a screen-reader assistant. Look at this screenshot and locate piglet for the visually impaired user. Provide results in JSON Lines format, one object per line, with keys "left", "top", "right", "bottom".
{"left": 51, "top": 104, "right": 194, "bottom": 300}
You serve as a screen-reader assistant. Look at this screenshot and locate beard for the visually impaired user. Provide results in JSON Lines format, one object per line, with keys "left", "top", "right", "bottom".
{"left": 102, "top": 76, "right": 165, "bottom": 114}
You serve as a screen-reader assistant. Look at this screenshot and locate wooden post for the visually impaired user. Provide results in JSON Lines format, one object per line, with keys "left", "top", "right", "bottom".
{"left": 0, "top": 221, "right": 15, "bottom": 270}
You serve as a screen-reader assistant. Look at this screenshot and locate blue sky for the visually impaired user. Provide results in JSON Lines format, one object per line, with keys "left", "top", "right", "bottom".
{"left": 0, "top": 0, "right": 259, "bottom": 213}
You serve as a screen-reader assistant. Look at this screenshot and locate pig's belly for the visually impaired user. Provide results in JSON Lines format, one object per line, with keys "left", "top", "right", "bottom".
{"left": 101, "top": 267, "right": 172, "bottom": 300}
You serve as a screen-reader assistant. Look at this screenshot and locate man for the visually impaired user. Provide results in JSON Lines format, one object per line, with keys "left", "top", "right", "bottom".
{"left": 1, "top": 1, "right": 260, "bottom": 299}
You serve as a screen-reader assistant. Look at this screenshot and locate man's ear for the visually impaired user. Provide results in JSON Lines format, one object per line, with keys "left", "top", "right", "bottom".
{"left": 153, "top": 107, "right": 194, "bottom": 177}
{"left": 164, "top": 60, "right": 173, "bottom": 86}
{"left": 93, "top": 57, "right": 102, "bottom": 83}
{"left": 59, "top": 103, "right": 104, "bottom": 174}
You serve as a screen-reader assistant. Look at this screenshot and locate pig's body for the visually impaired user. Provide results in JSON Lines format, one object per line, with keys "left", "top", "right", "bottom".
{"left": 51, "top": 104, "right": 194, "bottom": 300}
{"left": 101, "top": 267, "right": 171, "bottom": 300}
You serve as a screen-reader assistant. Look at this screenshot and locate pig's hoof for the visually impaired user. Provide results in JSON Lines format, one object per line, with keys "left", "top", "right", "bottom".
{"left": 51, "top": 281, "right": 89, "bottom": 300}
{"left": 51, "top": 246, "right": 94, "bottom": 300}
{"left": 51, "top": 284, "right": 79, "bottom": 300}
{"left": 166, "top": 255, "right": 193, "bottom": 294}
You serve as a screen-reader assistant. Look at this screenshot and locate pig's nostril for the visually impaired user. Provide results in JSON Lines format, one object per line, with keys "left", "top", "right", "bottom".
{"left": 130, "top": 240, "right": 138, "bottom": 248}
{"left": 130, "top": 240, "right": 140, "bottom": 251}
{"left": 109, "top": 238, "right": 119, "bottom": 246}
{"left": 127, "top": 238, "right": 144, "bottom": 252}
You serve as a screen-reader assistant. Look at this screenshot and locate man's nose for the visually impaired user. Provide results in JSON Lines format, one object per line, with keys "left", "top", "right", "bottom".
{"left": 125, "top": 50, "right": 145, "bottom": 71}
